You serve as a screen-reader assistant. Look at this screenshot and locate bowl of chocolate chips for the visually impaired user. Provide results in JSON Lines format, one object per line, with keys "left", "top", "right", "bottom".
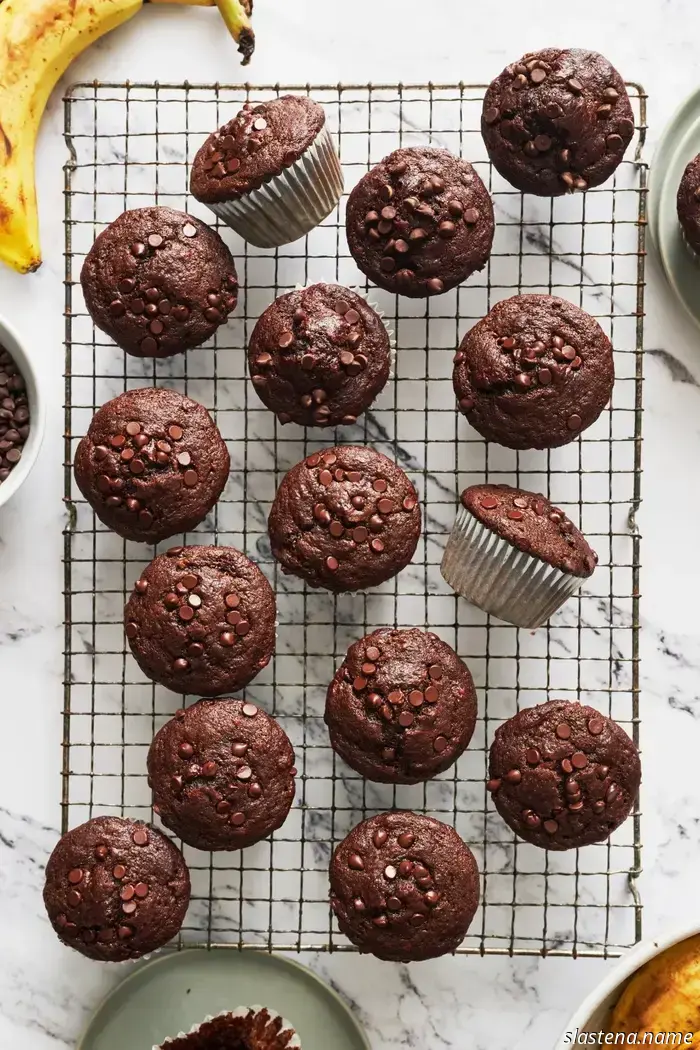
{"left": 0, "top": 315, "right": 44, "bottom": 509}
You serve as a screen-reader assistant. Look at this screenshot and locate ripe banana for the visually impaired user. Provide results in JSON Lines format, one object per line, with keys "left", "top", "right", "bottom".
{"left": 0, "top": 0, "right": 256, "bottom": 275}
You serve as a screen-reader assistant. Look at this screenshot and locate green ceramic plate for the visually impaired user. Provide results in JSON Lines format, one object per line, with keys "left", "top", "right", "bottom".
{"left": 77, "top": 949, "right": 370, "bottom": 1050}
{"left": 649, "top": 85, "right": 700, "bottom": 329}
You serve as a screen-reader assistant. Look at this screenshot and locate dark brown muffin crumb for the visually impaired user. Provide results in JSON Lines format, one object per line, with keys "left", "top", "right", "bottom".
{"left": 125, "top": 546, "right": 276, "bottom": 697}
{"left": 488, "top": 700, "right": 640, "bottom": 850}
{"left": 461, "top": 484, "right": 598, "bottom": 577}
{"left": 74, "top": 387, "right": 230, "bottom": 544}
{"left": 346, "top": 146, "right": 494, "bottom": 297}
{"left": 43, "top": 816, "right": 190, "bottom": 961}
{"left": 677, "top": 154, "right": 700, "bottom": 255}
{"left": 325, "top": 628, "right": 477, "bottom": 783}
{"left": 453, "top": 294, "right": 614, "bottom": 449}
{"left": 268, "top": 444, "right": 421, "bottom": 592}
{"left": 330, "top": 811, "right": 480, "bottom": 961}
{"left": 81, "top": 207, "right": 238, "bottom": 358}
{"left": 248, "top": 284, "right": 391, "bottom": 428}
{"left": 482, "top": 48, "right": 634, "bottom": 196}
{"left": 191, "top": 95, "right": 326, "bottom": 204}
{"left": 148, "top": 699, "right": 296, "bottom": 852}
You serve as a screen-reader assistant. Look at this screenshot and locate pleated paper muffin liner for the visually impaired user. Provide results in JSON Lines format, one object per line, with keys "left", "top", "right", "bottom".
{"left": 154, "top": 1005, "right": 301, "bottom": 1050}
{"left": 440, "top": 505, "right": 585, "bottom": 629}
{"left": 206, "top": 126, "right": 343, "bottom": 249}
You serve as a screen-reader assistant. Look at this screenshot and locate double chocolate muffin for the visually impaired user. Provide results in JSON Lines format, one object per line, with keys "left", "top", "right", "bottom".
{"left": 482, "top": 48, "right": 634, "bottom": 195}
{"left": 81, "top": 207, "right": 238, "bottom": 358}
{"left": 158, "top": 1009, "right": 300, "bottom": 1050}
{"left": 325, "top": 628, "right": 477, "bottom": 784}
{"left": 330, "top": 811, "right": 480, "bottom": 961}
{"left": 247, "top": 284, "right": 391, "bottom": 427}
{"left": 125, "top": 546, "right": 276, "bottom": 696}
{"left": 453, "top": 294, "right": 615, "bottom": 449}
{"left": 488, "top": 700, "right": 640, "bottom": 850}
{"left": 677, "top": 154, "right": 700, "bottom": 256}
{"left": 268, "top": 445, "right": 421, "bottom": 592}
{"left": 43, "top": 816, "right": 190, "bottom": 961}
{"left": 346, "top": 146, "right": 494, "bottom": 297}
{"left": 74, "top": 388, "right": 230, "bottom": 544}
{"left": 191, "top": 95, "right": 343, "bottom": 248}
{"left": 148, "top": 699, "right": 296, "bottom": 852}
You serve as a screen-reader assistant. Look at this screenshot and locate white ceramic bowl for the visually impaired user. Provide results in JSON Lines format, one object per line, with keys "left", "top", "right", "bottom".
{"left": 556, "top": 925, "right": 700, "bottom": 1048}
{"left": 0, "top": 313, "right": 45, "bottom": 508}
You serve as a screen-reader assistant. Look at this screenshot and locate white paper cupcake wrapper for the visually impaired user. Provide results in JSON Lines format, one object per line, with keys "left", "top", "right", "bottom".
{"left": 206, "top": 126, "right": 344, "bottom": 249}
{"left": 440, "top": 505, "right": 585, "bottom": 629}
{"left": 155, "top": 1005, "right": 301, "bottom": 1049}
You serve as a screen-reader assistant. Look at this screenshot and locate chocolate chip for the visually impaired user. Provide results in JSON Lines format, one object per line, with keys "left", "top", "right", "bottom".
{"left": 588, "top": 718, "right": 604, "bottom": 735}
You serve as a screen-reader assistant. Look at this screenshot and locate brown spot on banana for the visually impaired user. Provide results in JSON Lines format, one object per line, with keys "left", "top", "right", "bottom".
{"left": 0, "top": 123, "right": 12, "bottom": 162}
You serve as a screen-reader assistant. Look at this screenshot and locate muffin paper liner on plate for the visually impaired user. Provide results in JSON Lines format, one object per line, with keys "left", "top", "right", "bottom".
{"left": 207, "top": 127, "right": 344, "bottom": 249}
{"left": 440, "top": 506, "right": 585, "bottom": 629}
{"left": 154, "top": 1005, "right": 301, "bottom": 1049}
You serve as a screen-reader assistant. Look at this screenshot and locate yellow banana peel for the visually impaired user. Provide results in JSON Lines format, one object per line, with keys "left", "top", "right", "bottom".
{"left": 0, "top": 0, "right": 255, "bottom": 275}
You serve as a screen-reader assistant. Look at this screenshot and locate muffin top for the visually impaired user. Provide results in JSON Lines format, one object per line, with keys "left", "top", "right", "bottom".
{"left": 81, "top": 207, "right": 238, "bottom": 358}
{"left": 346, "top": 146, "right": 494, "bottom": 297}
{"left": 481, "top": 48, "right": 634, "bottom": 196}
{"left": 247, "top": 284, "right": 391, "bottom": 428}
{"left": 268, "top": 445, "right": 421, "bottom": 592}
{"left": 677, "top": 154, "right": 700, "bottom": 254}
{"left": 148, "top": 699, "right": 296, "bottom": 852}
{"left": 158, "top": 1010, "right": 299, "bottom": 1050}
{"left": 191, "top": 95, "right": 326, "bottom": 204}
{"left": 43, "top": 816, "right": 190, "bottom": 962}
{"left": 453, "top": 294, "right": 615, "bottom": 449}
{"left": 488, "top": 700, "right": 640, "bottom": 851}
{"left": 461, "top": 483, "right": 597, "bottom": 577}
{"left": 325, "top": 628, "right": 477, "bottom": 784}
{"left": 125, "top": 545, "right": 276, "bottom": 697}
{"left": 330, "top": 811, "right": 480, "bottom": 962}
{"left": 73, "top": 387, "right": 230, "bottom": 544}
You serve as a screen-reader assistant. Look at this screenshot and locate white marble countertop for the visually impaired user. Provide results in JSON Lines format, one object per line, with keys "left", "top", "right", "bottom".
{"left": 3, "top": 2, "right": 700, "bottom": 1047}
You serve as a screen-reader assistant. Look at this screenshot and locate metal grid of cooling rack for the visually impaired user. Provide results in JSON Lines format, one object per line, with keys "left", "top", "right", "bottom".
{"left": 62, "top": 81, "right": 646, "bottom": 958}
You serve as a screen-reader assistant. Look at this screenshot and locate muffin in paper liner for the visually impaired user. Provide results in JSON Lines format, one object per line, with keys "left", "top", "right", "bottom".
{"left": 676, "top": 152, "right": 700, "bottom": 264}
{"left": 154, "top": 1005, "right": 301, "bottom": 1050}
{"left": 440, "top": 485, "right": 597, "bottom": 629}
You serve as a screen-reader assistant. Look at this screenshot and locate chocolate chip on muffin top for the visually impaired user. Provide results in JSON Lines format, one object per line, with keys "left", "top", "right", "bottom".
{"left": 462, "top": 484, "right": 598, "bottom": 577}
{"left": 247, "top": 284, "right": 391, "bottom": 428}
{"left": 482, "top": 48, "right": 634, "bottom": 195}
{"left": 81, "top": 207, "right": 238, "bottom": 358}
{"left": 453, "top": 294, "right": 615, "bottom": 449}
{"left": 191, "top": 95, "right": 326, "bottom": 204}
{"left": 346, "top": 146, "right": 494, "bottom": 297}
{"left": 73, "top": 387, "right": 230, "bottom": 544}
{"left": 325, "top": 628, "right": 477, "bottom": 784}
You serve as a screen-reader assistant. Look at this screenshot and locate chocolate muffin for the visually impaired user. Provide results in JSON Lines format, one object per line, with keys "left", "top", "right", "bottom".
{"left": 677, "top": 154, "right": 700, "bottom": 256}
{"left": 329, "top": 811, "right": 480, "bottom": 961}
{"left": 482, "top": 48, "right": 634, "bottom": 195}
{"left": 125, "top": 546, "right": 276, "bottom": 696}
{"left": 488, "top": 700, "right": 640, "bottom": 850}
{"left": 346, "top": 146, "right": 494, "bottom": 297}
{"left": 148, "top": 699, "right": 296, "bottom": 852}
{"left": 81, "top": 207, "right": 238, "bottom": 358}
{"left": 268, "top": 445, "right": 421, "bottom": 592}
{"left": 453, "top": 294, "right": 614, "bottom": 449}
{"left": 191, "top": 95, "right": 343, "bottom": 248}
{"left": 442, "top": 483, "right": 597, "bottom": 629}
{"left": 74, "top": 388, "right": 230, "bottom": 544}
{"left": 247, "top": 284, "right": 391, "bottom": 428}
{"left": 325, "top": 628, "right": 477, "bottom": 784}
{"left": 158, "top": 1008, "right": 300, "bottom": 1050}
{"left": 43, "top": 816, "right": 190, "bottom": 961}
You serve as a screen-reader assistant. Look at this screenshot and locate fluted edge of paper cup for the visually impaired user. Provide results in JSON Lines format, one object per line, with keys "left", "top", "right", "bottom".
{"left": 206, "top": 126, "right": 343, "bottom": 249}
{"left": 154, "top": 1006, "right": 301, "bottom": 1050}
{"left": 440, "top": 505, "right": 585, "bottom": 629}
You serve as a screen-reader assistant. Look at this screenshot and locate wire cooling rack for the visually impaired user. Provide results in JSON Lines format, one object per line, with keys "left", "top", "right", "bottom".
{"left": 62, "top": 82, "right": 646, "bottom": 958}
